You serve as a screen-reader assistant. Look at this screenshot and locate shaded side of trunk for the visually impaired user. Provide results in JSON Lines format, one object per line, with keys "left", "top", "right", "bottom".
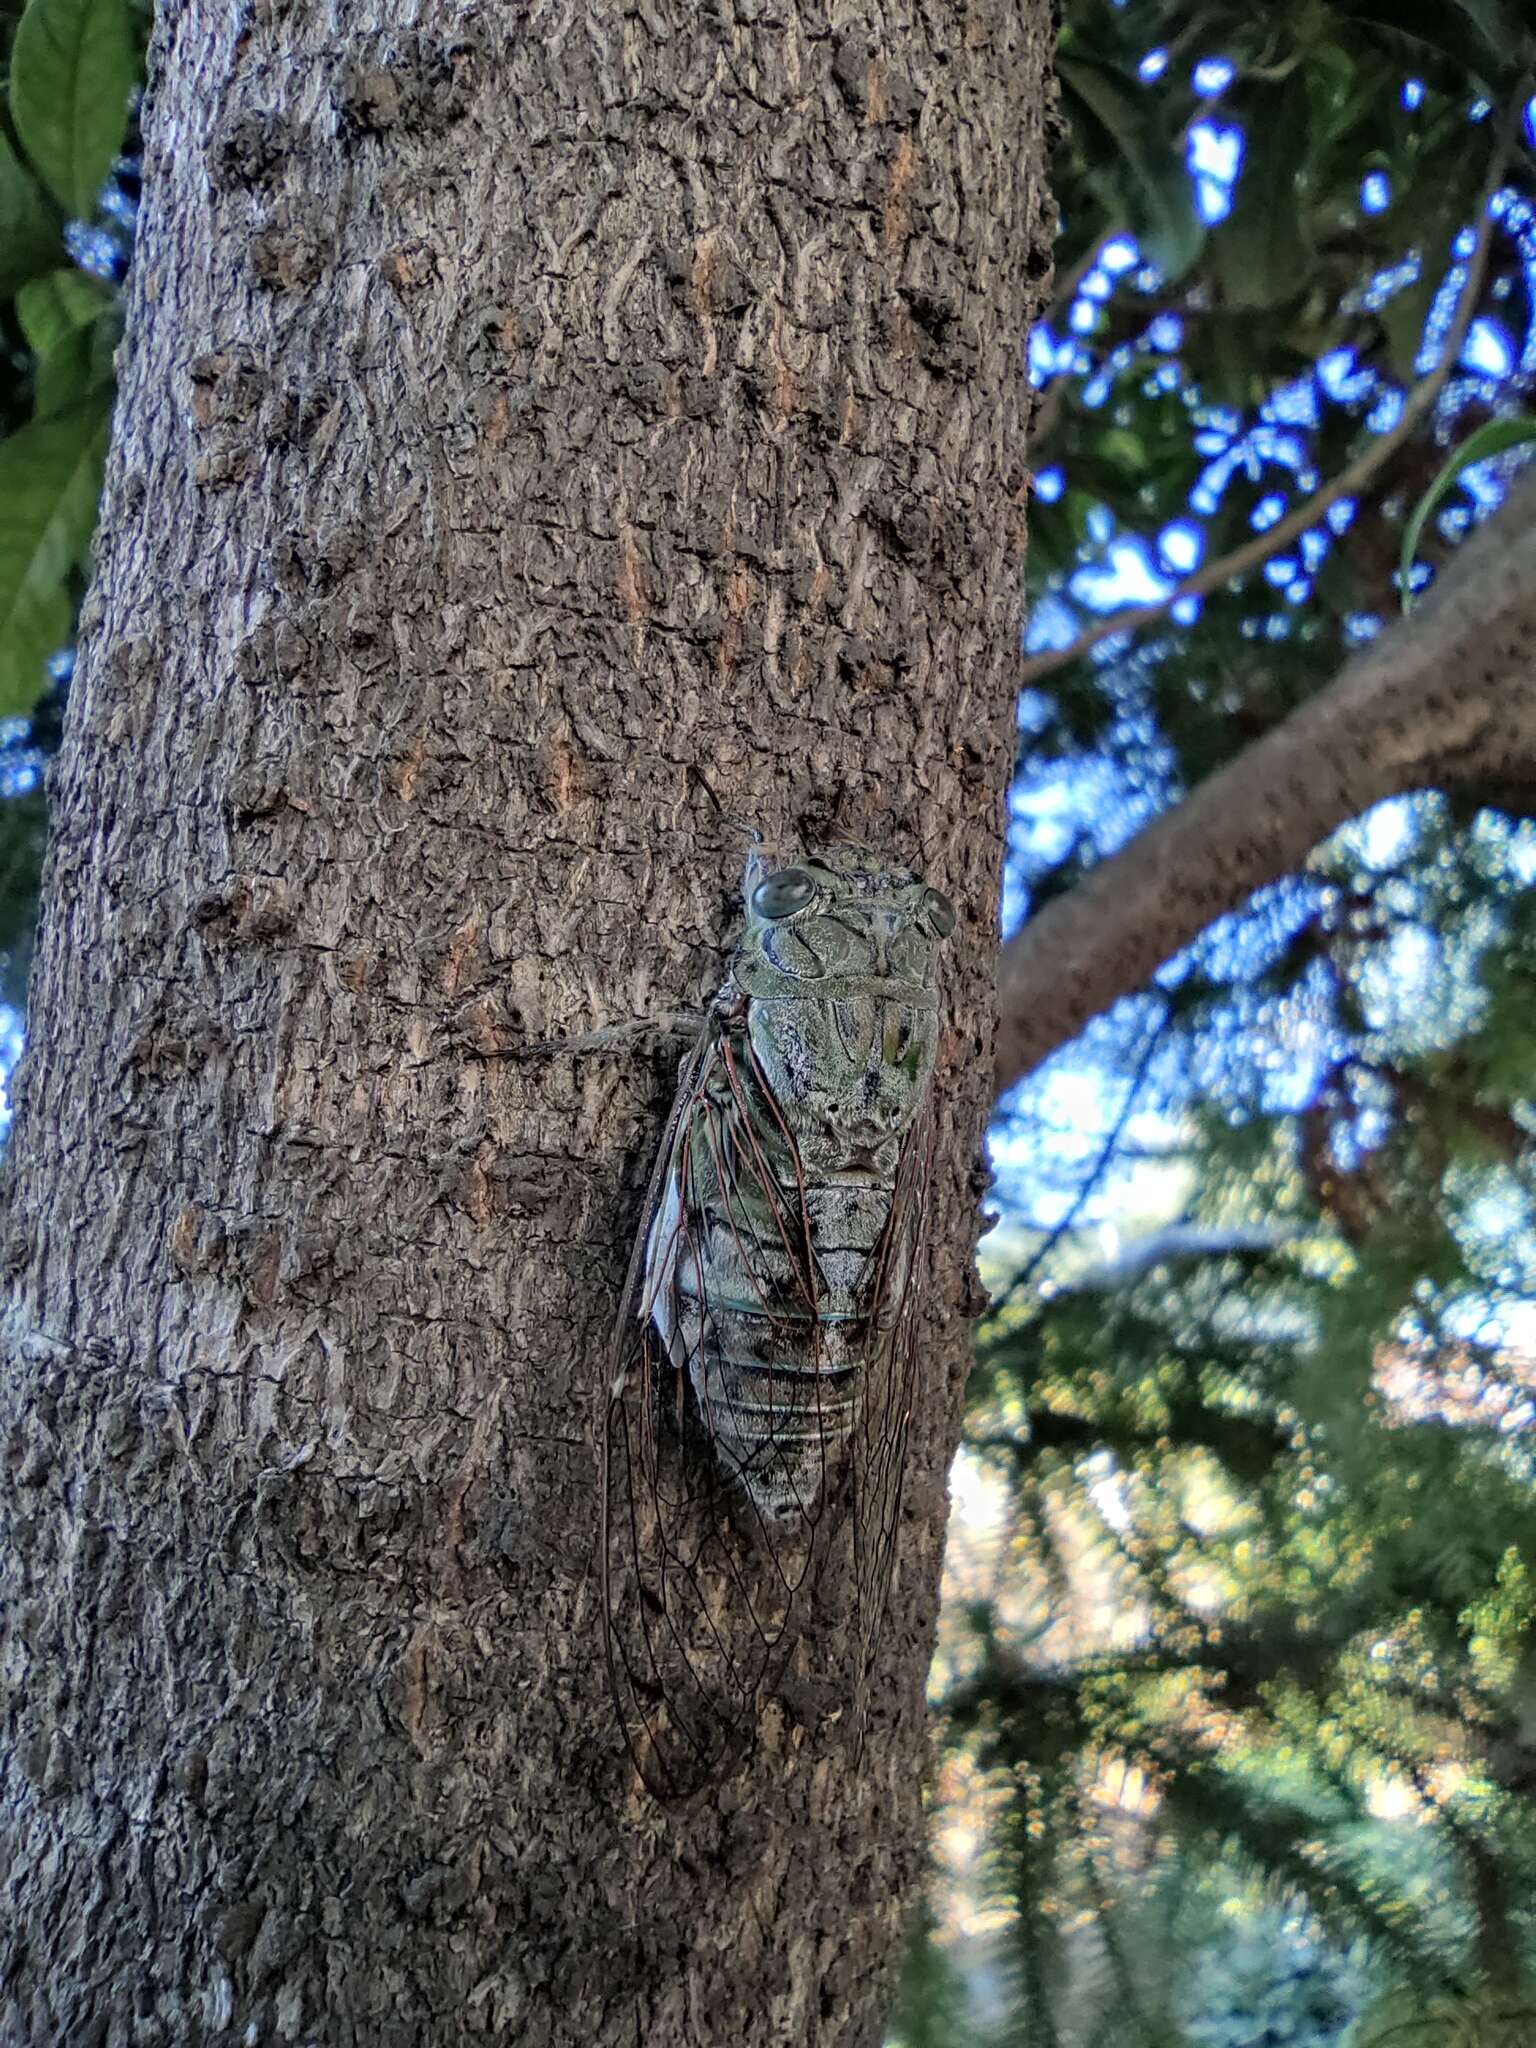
{"left": 0, "top": 4, "right": 1053, "bottom": 2043}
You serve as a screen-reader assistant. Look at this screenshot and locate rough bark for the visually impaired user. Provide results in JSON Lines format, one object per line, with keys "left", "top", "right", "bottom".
{"left": 995, "top": 471, "right": 1536, "bottom": 1095}
{"left": 0, "top": 4, "right": 1054, "bottom": 2045}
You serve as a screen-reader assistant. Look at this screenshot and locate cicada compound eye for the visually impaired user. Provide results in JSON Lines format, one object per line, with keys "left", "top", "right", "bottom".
{"left": 922, "top": 888, "right": 957, "bottom": 939}
{"left": 751, "top": 867, "right": 817, "bottom": 920}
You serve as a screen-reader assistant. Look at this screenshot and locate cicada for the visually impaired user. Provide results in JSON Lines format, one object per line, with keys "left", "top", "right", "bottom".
{"left": 600, "top": 842, "right": 954, "bottom": 1800}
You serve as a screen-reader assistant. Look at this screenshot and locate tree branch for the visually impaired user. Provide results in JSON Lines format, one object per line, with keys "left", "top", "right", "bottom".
{"left": 995, "top": 470, "right": 1536, "bottom": 1094}
{"left": 1058, "top": 1220, "right": 1306, "bottom": 1292}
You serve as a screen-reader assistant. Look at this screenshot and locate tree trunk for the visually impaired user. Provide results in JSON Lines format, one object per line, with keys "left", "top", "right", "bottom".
{"left": 0, "top": 4, "right": 1053, "bottom": 2043}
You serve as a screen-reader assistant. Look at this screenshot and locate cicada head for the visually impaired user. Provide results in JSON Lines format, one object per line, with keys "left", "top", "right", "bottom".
{"left": 731, "top": 844, "right": 954, "bottom": 1176}
{"left": 738, "top": 843, "right": 955, "bottom": 979}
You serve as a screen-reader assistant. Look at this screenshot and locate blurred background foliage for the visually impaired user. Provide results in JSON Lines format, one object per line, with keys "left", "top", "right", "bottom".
{"left": 2, "top": 1, "right": 1536, "bottom": 2044}
{"left": 900, "top": 0, "right": 1536, "bottom": 2042}
{"left": 0, "top": 0, "right": 142, "bottom": 1009}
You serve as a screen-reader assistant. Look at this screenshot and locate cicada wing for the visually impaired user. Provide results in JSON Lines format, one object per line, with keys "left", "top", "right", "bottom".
{"left": 847, "top": 1090, "right": 937, "bottom": 1709}
{"left": 599, "top": 1021, "right": 825, "bottom": 1802}
{"left": 600, "top": 1020, "right": 737, "bottom": 1800}
{"left": 601, "top": 1319, "right": 753, "bottom": 1802}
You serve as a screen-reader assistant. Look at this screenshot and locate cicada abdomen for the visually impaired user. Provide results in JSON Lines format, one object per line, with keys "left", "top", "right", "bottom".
{"left": 601, "top": 844, "right": 953, "bottom": 1800}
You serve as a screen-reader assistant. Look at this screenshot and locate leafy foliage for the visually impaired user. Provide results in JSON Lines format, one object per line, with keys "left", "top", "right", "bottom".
{"left": 1180, "top": 1907, "right": 1369, "bottom": 2048}
{"left": 887, "top": 1904, "right": 977, "bottom": 2048}
{"left": 10, "top": 0, "right": 136, "bottom": 217}
{"left": 0, "top": 0, "right": 140, "bottom": 1025}
{"left": 1400, "top": 415, "right": 1536, "bottom": 601}
{"left": 1029, "top": 0, "right": 1536, "bottom": 779}
{"left": 0, "top": 780, "right": 48, "bottom": 1008}
{"left": 0, "top": 0, "right": 139, "bottom": 733}
{"left": 1350, "top": 1992, "right": 1536, "bottom": 2048}
{"left": 0, "top": 392, "right": 109, "bottom": 712}
{"left": 0, "top": 131, "right": 61, "bottom": 296}
{"left": 898, "top": 0, "right": 1536, "bottom": 2040}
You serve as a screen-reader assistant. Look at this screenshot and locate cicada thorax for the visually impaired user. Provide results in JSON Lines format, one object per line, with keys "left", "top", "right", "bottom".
{"left": 603, "top": 843, "right": 953, "bottom": 1800}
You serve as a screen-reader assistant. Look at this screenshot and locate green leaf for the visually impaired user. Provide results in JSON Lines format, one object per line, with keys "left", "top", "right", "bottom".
{"left": 0, "top": 390, "right": 110, "bottom": 716}
{"left": 1447, "top": 0, "right": 1521, "bottom": 46}
{"left": 0, "top": 130, "right": 62, "bottom": 295}
{"left": 9, "top": 0, "right": 135, "bottom": 217}
{"left": 1211, "top": 79, "right": 1313, "bottom": 312}
{"left": 1332, "top": 0, "right": 1518, "bottom": 92}
{"left": 1057, "top": 56, "right": 1204, "bottom": 283}
{"left": 17, "top": 268, "right": 113, "bottom": 418}
{"left": 32, "top": 312, "right": 114, "bottom": 421}
{"left": 1399, "top": 416, "right": 1536, "bottom": 609}
{"left": 15, "top": 265, "right": 104, "bottom": 358}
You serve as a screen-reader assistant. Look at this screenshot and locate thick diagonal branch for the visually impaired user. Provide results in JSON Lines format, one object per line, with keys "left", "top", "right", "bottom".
{"left": 995, "top": 473, "right": 1536, "bottom": 1095}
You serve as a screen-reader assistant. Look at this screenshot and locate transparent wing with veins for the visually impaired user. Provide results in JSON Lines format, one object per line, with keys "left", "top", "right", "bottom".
{"left": 599, "top": 1015, "right": 933, "bottom": 1802}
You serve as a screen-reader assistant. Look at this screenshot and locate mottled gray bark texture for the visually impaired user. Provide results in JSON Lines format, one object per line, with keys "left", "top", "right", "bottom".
{"left": 995, "top": 471, "right": 1536, "bottom": 1094}
{"left": 0, "top": 4, "right": 1054, "bottom": 2045}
